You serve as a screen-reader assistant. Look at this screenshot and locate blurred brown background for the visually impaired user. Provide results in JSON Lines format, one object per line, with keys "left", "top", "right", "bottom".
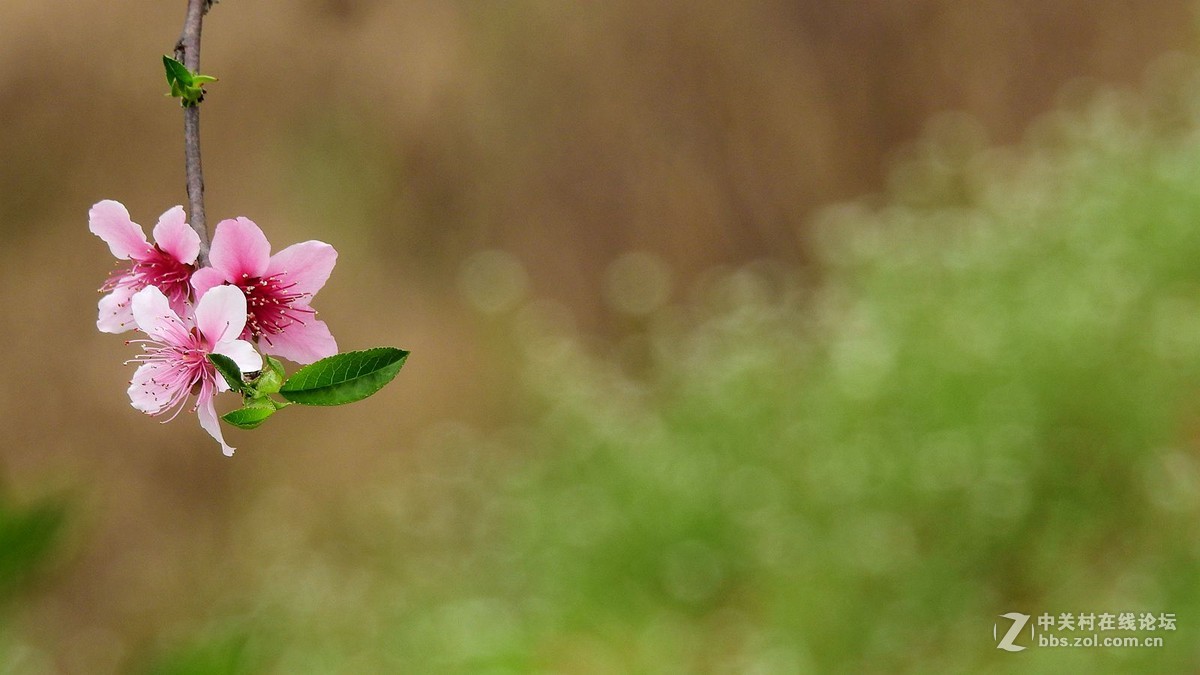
{"left": 0, "top": 0, "right": 1194, "bottom": 669}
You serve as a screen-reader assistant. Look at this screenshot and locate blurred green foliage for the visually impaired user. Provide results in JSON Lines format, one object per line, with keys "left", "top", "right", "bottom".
{"left": 136, "top": 67, "right": 1200, "bottom": 673}
{"left": 0, "top": 53, "right": 1164, "bottom": 675}
{"left": 0, "top": 490, "right": 66, "bottom": 673}
{"left": 136, "top": 626, "right": 265, "bottom": 675}
{"left": 0, "top": 493, "right": 65, "bottom": 602}
{"left": 4, "top": 2, "right": 1199, "bottom": 671}
{"left": 432, "top": 73, "right": 1200, "bottom": 673}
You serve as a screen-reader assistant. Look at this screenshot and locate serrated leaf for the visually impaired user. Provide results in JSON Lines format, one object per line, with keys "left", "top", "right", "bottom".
{"left": 208, "top": 354, "right": 244, "bottom": 393}
{"left": 265, "top": 356, "right": 286, "bottom": 379}
{"left": 221, "top": 402, "right": 276, "bottom": 430}
{"left": 280, "top": 347, "right": 409, "bottom": 406}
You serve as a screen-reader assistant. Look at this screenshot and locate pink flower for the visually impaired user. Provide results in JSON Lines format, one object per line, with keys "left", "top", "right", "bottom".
{"left": 126, "top": 285, "right": 262, "bottom": 456}
{"left": 192, "top": 217, "right": 338, "bottom": 364}
{"left": 89, "top": 200, "right": 200, "bottom": 333}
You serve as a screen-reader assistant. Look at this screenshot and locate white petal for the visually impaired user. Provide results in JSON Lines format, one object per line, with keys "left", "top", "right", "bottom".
{"left": 195, "top": 380, "right": 235, "bottom": 457}
{"left": 131, "top": 286, "right": 188, "bottom": 344}
{"left": 195, "top": 285, "right": 248, "bottom": 346}
{"left": 97, "top": 285, "right": 137, "bottom": 334}
{"left": 213, "top": 339, "right": 263, "bottom": 375}
{"left": 127, "top": 362, "right": 172, "bottom": 414}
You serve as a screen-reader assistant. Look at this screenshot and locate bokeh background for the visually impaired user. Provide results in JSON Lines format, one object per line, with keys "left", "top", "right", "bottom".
{"left": 3, "top": 0, "right": 1200, "bottom": 672}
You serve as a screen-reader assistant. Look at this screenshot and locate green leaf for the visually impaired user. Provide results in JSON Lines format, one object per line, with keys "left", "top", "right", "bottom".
{"left": 162, "top": 55, "right": 217, "bottom": 107}
{"left": 221, "top": 401, "right": 277, "bottom": 430}
{"left": 208, "top": 354, "right": 244, "bottom": 393}
{"left": 163, "top": 55, "right": 194, "bottom": 87}
{"left": 280, "top": 347, "right": 409, "bottom": 406}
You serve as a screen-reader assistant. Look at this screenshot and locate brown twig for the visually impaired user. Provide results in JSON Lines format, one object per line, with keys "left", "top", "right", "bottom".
{"left": 173, "top": 0, "right": 215, "bottom": 266}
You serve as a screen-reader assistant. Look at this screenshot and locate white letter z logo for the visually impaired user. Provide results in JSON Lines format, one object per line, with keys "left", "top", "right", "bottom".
{"left": 995, "top": 612, "right": 1030, "bottom": 652}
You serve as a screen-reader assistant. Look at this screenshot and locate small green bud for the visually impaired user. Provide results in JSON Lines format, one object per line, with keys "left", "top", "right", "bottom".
{"left": 254, "top": 365, "right": 285, "bottom": 396}
{"left": 162, "top": 55, "right": 218, "bottom": 107}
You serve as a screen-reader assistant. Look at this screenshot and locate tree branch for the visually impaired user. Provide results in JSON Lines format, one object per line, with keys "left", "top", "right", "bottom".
{"left": 174, "top": 0, "right": 215, "bottom": 266}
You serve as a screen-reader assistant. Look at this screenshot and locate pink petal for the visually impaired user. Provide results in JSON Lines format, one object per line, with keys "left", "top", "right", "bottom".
{"left": 128, "top": 362, "right": 173, "bottom": 414}
{"left": 89, "top": 200, "right": 150, "bottom": 260}
{"left": 191, "top": 266, "right": 227, "bottom": 299}
{"left": 97, "top": 284, "right": 137, "bottom": 334}
{"left": 151, "top": 206, "right": 200, "bottom": 265}
{"left": 209, "top": 217, "right": 271, "bottom": 281}
{"left": 213, "top": 339, "right": 263, "bottom": 375}
{"left": 262, "top": 315, "right": 337, "bottom": 364}
{"left": 195, "top": 379, "right": 235, "bottom": 457}
{"left": 131, "top": 286, "right": 188, "bottom": 344}
{"left": 195, "top": 285, "right": 248, "bottom": 346}
{"left": 266, "top": 240, "right": 337, "bottom": 297}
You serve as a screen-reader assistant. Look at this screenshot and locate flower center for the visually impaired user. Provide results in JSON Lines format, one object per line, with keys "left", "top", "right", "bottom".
{"left": 103, "top": 246, "right": 194, "bottom": 307}
{"left": 236, "top": 272, "right": 314, "bottom": 343}
{"left": 126, "top": 330, "right": 214, "bottom": 421}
